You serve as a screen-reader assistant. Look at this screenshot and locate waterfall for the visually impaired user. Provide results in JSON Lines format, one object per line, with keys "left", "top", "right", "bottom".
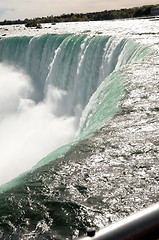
{"left": 0, "top": 34, "right": 152, "bottom": 184}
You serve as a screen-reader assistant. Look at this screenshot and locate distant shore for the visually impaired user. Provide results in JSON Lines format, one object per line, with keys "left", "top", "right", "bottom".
{"left": 0, "top": 4, "right": 158, "bottom": 27}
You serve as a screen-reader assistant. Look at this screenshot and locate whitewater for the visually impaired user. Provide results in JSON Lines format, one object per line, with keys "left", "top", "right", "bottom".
{"left": 0, "top": 18, "right": 158, "bottom": 239}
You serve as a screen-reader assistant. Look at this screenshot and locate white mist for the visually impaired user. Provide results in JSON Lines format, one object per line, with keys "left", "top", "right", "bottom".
{"left": 0, "top": 63, "right": 78, "bottom": 186}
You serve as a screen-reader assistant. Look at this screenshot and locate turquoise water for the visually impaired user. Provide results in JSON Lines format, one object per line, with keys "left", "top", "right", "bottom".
{"left": 0, "top": 31, "right": 157, "bottom": 239}
{"left": 0, "top": 34, "right": 152, "bottom": 172}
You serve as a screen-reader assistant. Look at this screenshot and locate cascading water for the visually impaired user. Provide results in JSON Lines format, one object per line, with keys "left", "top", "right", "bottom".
{"left": 0, "top": 21, "right": 158, "bottom": 239}
{"left": 0, "top": 34, "right": 151, "bottom": 185}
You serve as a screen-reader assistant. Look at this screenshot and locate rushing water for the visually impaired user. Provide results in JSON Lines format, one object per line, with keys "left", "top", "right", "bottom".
{"left": 0, "top": 18, "right": 158, "bottom": 239}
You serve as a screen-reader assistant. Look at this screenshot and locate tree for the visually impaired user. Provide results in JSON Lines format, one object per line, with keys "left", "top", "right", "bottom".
{"left": 25, "top": 19, "right": 42, "bottom": 28}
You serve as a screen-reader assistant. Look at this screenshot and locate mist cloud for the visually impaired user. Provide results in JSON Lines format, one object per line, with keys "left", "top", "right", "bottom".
{"left": 0, "top": 64, "right": 77, "bottom": 186}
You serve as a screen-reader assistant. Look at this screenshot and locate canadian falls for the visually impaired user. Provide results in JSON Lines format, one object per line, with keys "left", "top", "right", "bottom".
{"left": 0, "top": 19, "right": 158, "bottom": 239}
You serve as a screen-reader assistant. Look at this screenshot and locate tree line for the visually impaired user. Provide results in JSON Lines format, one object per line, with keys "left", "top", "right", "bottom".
{"left": 0, "top": 4, "right": 158, "bottom": 27}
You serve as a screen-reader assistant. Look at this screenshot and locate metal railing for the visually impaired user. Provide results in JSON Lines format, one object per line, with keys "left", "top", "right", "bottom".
{"left": 79, "top": 203, "right": 159, "bottom": 240}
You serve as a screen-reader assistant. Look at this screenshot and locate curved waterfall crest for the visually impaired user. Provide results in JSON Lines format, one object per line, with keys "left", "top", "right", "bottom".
{"left": 0, "top": 34, "right": 152, "bottom": 178}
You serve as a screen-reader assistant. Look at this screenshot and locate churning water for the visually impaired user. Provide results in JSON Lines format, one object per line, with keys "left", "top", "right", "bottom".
{"left": 0, "top": 18, "right": 158, "bottom": 239}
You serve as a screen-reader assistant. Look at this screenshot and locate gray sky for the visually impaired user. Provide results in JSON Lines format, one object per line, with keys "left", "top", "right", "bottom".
{"left": 0, "top": 0, "right": 158, "bottom": 21}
